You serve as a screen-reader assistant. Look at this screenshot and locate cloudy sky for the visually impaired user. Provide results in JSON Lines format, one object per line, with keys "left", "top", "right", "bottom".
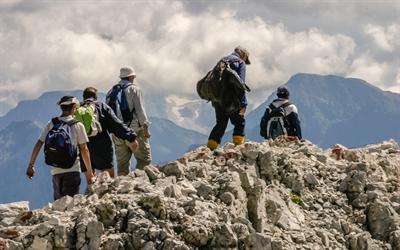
{"left": 0, "top": 0, "right": 399, "bottom": 113}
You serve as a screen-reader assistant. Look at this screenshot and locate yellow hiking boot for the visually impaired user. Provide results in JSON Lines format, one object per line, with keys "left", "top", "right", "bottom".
{"left": 232, "top": 135, "right": 245, "bottom": 145}
{"left": 207, "top": 139, "right": 219, "bottom": 150}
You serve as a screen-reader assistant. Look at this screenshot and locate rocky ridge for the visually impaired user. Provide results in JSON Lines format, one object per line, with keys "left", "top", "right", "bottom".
{"left": 0, "top": 139, "right": 399, "bottom": 249}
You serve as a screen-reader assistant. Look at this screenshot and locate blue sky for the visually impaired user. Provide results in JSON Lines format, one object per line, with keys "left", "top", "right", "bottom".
{"left": 0, "top": 0, "right": 399, "bottom": 113}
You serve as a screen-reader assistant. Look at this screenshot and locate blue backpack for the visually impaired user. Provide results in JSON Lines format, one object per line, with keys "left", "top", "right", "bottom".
{"left": 44, "top": 118, "right": 78, "bottom": 169}
{"left": 106, "top": 83, "right": 135, "bottom": 125}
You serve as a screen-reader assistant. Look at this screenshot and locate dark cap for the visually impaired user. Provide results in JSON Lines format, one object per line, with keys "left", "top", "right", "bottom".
{"left": 234, "top": 46, "right": 251, "bottom": 65}
{"left": 277, "top": 86, "right": 290, "bottom": 98}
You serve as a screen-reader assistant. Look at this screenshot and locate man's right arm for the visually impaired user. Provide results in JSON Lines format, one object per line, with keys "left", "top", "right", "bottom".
{"left": 27, "top": 122, "right": 51, "bottom": 179}
{"left": 131, "top": 88, "right": 151, "bottom": 138}
{"left": 75, "top": 123, "right": 95, "bottom": 184}
{"left": 26, "top": 140, "right": 44, "bottom": 179}
{"left": 79, "top": 143, "right": 95, "bottom": 184}
{"left": 102, "top": 103, "right": 137, "bottom": 142}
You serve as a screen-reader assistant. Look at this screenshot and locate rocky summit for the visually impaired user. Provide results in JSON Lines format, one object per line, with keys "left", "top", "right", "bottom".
{"left": 1, "top": 139, "right": 400, "bottom": 250}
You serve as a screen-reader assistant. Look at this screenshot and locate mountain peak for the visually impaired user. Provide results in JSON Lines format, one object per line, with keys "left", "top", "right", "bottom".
{"left": 245, "top": 73, "right": 400, "bottom": 148}
{"left": 286, "top": 73, "right": 380, "bottom": 93}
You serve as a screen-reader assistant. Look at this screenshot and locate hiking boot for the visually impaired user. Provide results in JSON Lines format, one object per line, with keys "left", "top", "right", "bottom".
{"left": 232, "top": 135, "right": 244, "bottom": 145}
{"left": 207, "top": 139, "right": 219, "bottom": 150}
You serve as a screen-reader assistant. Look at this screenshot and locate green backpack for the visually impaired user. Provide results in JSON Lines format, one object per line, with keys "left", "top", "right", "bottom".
{"left": 75, "top": 102, "right": 102, "bottom": 137}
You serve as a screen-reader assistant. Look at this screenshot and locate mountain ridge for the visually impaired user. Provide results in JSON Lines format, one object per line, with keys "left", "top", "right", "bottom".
{"left": 243, "top": 73, "right": 400, "bottom": 148}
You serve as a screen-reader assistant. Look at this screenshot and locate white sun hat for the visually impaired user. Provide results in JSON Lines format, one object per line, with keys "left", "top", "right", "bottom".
{"left": 57, "top": 96, "right": 80, "bottom": 106}
{"left": 120, "top": 66, "right": 136, "bottom": 78}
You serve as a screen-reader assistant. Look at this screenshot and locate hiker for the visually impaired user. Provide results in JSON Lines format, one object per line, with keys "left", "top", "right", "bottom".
{"left": 207, "top": 46, "right": 251, "bottom": 150}
{"left": 76, "top": 87, "right": 138, "bottom": 178}
{"left": 260, "top": 86, "right": 302, "bottom": 140}
{"left": 26, "top": 96, "right": 95, "bottom": 201}
{"left": 106, "top": 66, "right": 152, "bottom": 175}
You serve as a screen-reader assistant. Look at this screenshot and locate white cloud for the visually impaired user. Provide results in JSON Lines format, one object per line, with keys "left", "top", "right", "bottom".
{"left": 0, "top": 1, "right": 399, "bottom": 114}
{"left": 365, "top": 24, "right": 400, "bottom": 51}
{"left": 348, "top": 54, "right": 389, "bottom": 84}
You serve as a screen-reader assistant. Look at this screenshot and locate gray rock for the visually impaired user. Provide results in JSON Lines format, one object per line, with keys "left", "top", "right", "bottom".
{"left": 164, "top": 184, "right": 182, "bottom": 198}
{"left": 389, "top": 230, "right": 400, "bottom": 250}
{"left": 196, "top": 182, "right": 213, "bottom": 199}
{"left": 367, "top": 200, "right": 399, "bottom": 241}
{"left": 53, "top": 223, "right": 73, "bottom": 248}
{"left": 231, "top": 223, "right": 250, "bottom": 241}
{"left": 183, "top": 223, "right": 211, "bottom": 246}
{"left": 213, "top": 223, "right": 238, "bottom": 247}
{"left": 87, "top": 221, "right": 104, "bottom": 238}
{"left": 30, "top": 223, "right": 53, "bottom": 237}
{"left": 144, "top": 165, "right": 162, "bottom": 181}
{"left": 304, "top": 173, "right": 319, "bottom": 186}
{"left": 220, "top": 192, "right": 235, "bottom": 205}
{"left": 161, "top": 161, "right": 185, "bottom": 178}
{"left": 2, "top": 140, "right": 399, "bottom": 250}
{"left": 245, "top": 233, "right": 272, "bottom": 250}
{"left": 0, "top": 201, "right": 29, "bottom": 219}
{"left": 28, "top": 236, "right": 50, "bottom": 250}
{"left": 178, "top": 180, "right": 197, "bottom": 196}
{"left": 101, "top": 234, "right": 124, "bottom": 250}
{"left": 162, "top": 238, "right": 190, "bottom": 250}
{"left": 52, "top": 195, "right": 73, "bottom": 212}
{"left": 5, "top": 240, "right": 24, "bottom": 250}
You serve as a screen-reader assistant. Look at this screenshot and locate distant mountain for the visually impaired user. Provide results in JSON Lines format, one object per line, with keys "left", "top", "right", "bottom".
{"left": 149, "top": 117, "right": 207, "bottom": 163}
{"left": 145, "top": 94, "right": 214, "bottom": 134}
{"left": 0, "top": 90, "right": 214, "bottom": 134}
{"left": 0, "top": 101, "right": 12, "bottom": 116}
{"left": 243, "top": 73, "right": 400, "bottom": 148}
{"left": 0, "top": 90, "right": 88, "bottom": 129}
{"left": 0, "top": 121, "right": 52, "bottom": 208}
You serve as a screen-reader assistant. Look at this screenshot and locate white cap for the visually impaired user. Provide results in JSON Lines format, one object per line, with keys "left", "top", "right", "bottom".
{"left": 120, "top": 66, "right": 136, "bottom": 78}
{"left": 57, "top": 96, "right": 80, "bottom": 106}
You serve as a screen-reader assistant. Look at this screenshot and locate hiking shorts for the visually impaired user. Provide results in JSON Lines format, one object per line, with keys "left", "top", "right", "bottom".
{"left": 52, "top": 172, "right": 81, "bottom": 201}
{"left": 80, "top": 135, "right": 114, "bottom": 172}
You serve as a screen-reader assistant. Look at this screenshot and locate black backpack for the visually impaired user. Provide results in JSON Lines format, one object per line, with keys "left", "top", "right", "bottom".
{"left": 44, "top": 118, "right": 78, "bottom": 169}
{"left": 263, "top": 102, "right": 292, "bottom": 139}
{"left": 106, "top": 83, "right": 135, "bottom": 125}
{"left": 197, "top": 58, "right": 250, "bottom": 103}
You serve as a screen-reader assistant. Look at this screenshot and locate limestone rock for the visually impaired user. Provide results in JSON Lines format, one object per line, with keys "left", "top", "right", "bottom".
{"left": 161, "top": 161, "right": 185, "bottom": 178}
{"left": 1, "top": 140, "right": 399, "bottom": 250}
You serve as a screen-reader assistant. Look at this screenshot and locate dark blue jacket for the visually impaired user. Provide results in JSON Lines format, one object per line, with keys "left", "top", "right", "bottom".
{"left": 223, "top": 52, "right": 248, "bottom": 108}
{"left": 260, "top": 98, "right": 302, "bottom": 139}
{"left": 82, "top": 99, "right": 136, "bottom": 170}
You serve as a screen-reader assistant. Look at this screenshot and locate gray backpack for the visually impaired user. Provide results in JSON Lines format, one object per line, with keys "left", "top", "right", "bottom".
{"left": 265, "top": 102, "right": 292, "bottom": 139}
{"left": 197, "top": 58, "right": 250, "bottom": 103}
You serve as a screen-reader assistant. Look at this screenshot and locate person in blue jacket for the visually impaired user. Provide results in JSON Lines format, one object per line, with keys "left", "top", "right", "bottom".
{"left": 260, "top": 86, "right": 302, "bottom": 140}
{"left": 80, "top": 87, "right": 138, "bottom": 178}
{"left": 207, "top": 46, "right": 251, "bottom": 150}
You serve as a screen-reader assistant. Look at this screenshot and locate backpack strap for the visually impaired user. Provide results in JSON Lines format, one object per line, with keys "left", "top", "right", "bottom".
{"left": 51, "top": 117, "right": 77, "bottom": 128}
{"left": 66, "top": 119, "right": 79, "bottom": 126}
{"left": 281, "top": 102, "right": 292, "bottom": 109}
{"left": 120, "top": 83, "right": 137, "bottom": 126}
{"left": 122, "top": 82, "right": 133, "bottom": 90}
{"left": 270, "top": 101, "right": 291, "bottom": 109}
{"left": 83, "top": 98, "right": 95, "bottom": 106}
{"left": 51, "top": 117, "right": 61, "bottom": 125}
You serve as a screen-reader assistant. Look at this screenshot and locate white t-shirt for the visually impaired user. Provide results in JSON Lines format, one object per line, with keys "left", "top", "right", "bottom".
{"left": 39, "top": 115, "right": 89, "bottom": 175}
